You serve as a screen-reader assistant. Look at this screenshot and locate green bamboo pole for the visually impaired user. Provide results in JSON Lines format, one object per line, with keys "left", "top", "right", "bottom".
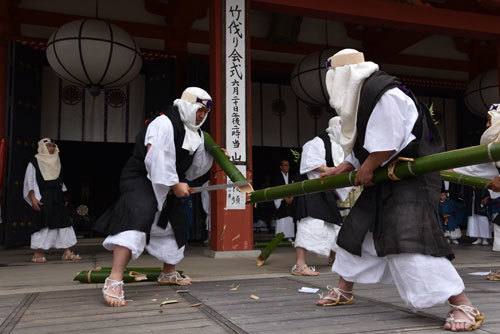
{"left": 440, "top": 171, "right": 491, "bottom": 189}
{"left": 249, "top": 142, "right": 500, "bottom": 203}
{"left": 73, "top": 267, "right": 187, "bottom": 283}
{"left": 256, "top": 232, "right": 284, "bottom": 266}
{"left": 203, "top": 131, "right": 253, "bottom": 193}
{"left": 73, "top": 268, "right": 148, "bottom": 283}
{"left": 254, "top": 241, "right": 293, "bottom": 248}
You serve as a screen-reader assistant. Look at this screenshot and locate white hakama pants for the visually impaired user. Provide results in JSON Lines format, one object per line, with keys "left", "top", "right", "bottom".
{"left": 103, "top": 213, "right": 184, "bottom": 265}
{"left": 493, "top": 224, "right": 500, "bottom": 252}
{"left": 31, "top": 227, "right": 77, "bottom": 250}
{"left": 466, "top": 214, "right": 491, "bottom": 239}
{"left": 332, "top": 233, "right": 465, "bottom": 310}
{"left": 295, "top": 217, "right": 340, "bottom": 256}
{"left": 275, "top": 216, "right": 295, "bottom": 239}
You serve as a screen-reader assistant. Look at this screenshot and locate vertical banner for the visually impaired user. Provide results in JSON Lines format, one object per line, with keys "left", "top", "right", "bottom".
{"left": 225, "top": 0, "right": 246, "bottom": 209}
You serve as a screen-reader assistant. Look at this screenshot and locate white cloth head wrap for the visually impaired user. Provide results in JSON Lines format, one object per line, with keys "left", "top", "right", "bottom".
{"left": 173, "top": 87, "right": 211, "bottom": 154}
{"left": 35, "top": 138, "right": 61, "bottom": 181}
{"left": 325, "top": 116, "right": 344, "bottom": 166}
{"left": 480, "top": 104, "right": 500, "bottom": 167}
{"left": 480, "top": 104, "right": 500, "bottom": 145}
{"left": 325, "top": 49, "right": 379, "bottom": 156}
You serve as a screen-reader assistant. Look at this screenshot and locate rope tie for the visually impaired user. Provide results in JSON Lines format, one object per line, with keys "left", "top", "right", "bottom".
{"left": 387, "top": 157, "right": 414, "bottom": 181}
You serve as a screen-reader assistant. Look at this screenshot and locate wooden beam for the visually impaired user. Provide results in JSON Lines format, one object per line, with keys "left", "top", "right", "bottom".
{"left": 251, "top": 0, "right": 500, "bottom": 39}
{"left": 13, "top": 8, "right": 169, "bottom": 40}
{"left": 11, "top": 8, "right": 474, "bottom": 72}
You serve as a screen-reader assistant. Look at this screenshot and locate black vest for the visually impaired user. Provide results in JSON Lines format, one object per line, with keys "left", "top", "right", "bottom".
{"left": 337, "top": 71, "right": 453, "bottom": 259}
{"left": 294, "top": 133, "right": 343, "bottom": 225}
{"left": 30, "top": 158, "right": 72, "bottom": 231}
{"left": 94, "top": 106, "right": 197, "bottom": 248}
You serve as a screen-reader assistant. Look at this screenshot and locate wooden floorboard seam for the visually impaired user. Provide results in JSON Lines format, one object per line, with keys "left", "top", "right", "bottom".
{"left": 283, "top": 275, "right": 445, "bottom": 322}
{"left": 0, "top": 293, "right": 38, "bottom": 334}
{"left": 174, "top": 286, "right": 249, "bottom": 334}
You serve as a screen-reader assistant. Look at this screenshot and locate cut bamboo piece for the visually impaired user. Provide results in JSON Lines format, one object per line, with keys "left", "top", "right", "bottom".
{"left": 257, "top": 232, "right": 284, "bottom": 266}
{"left": 249, "top": 142, "right": 500, "bottom": 203}
{"left": 73, "top": 267, "right": 185, "bottom": 283}
{"left": 160, "top": 300, "right": 178, "bottom": 306}
{"left": 203, "top": 131, "right": 253, "bottom": 193}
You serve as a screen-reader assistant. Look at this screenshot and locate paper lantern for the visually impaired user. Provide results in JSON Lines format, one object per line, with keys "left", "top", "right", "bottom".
{"left": 464, "top": 69, "right": 499, "bottom": 118}
{"left": 46, "top": 19, "right": 142, "bottom": 96}
{"left": 290, "top": 49, "right": 337, "bottom": 106}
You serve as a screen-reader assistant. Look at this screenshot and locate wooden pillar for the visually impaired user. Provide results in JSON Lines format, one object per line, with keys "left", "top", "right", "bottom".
{"left": 0, "top": 40, "right": 6, "bottom": 139}
{"left": 497, "top": 40, "right": 500, "bottom": 98}
{"left": 209, "top": 0, "right": 253, "bottom": 252}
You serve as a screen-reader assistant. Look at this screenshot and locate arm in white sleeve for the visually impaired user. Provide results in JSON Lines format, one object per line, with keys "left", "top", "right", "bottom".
{"left": 363, "top": 88, "right": 418, "bottom": 164}
{"left": 343, "top": 152, "right": 360, "bottom": 170}
{"left": 23, "top": 163, "right": 41, "bottom": 206}
{"left": 144, "top": 116, "right": 179, "bottom": 210}
{"left": 144, "top": 116, "right": 179, "bottom": 187}
{"left": 185, "top": 133, "right": 214, "bottom": 181}
{"left": 300, "top": 137, "right": 326, "bottom": 176}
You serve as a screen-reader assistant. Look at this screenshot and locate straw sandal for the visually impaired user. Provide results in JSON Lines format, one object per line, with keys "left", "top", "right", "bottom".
{"left": 486, "top": 270, "right": 500, "bottom": 281}
{"left": 31, "top": 255, "right": 47, "bottom": 263}
{"left": 444, "top": 303, "right": 484, "bottom": 331}
{"left": 62, "top": 251, "right": 82, "bottom": 261}
{"left": 291, "top": 264, "right": 319, "bottom": 276}
{"left": 157, "top": 271, "right": 191, "bottom": 286}
{"left": 102, "top": 277, "right": 125, "bottom": 304}
{"left": 317, "top": 286, "right": 355, "bottom": 306}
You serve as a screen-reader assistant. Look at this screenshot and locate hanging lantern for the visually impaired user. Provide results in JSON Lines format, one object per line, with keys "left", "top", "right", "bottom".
{"left": 464, "top": 69, "right": 499, "bottom": 118}
{"left": 46, "top": 19, "right": 142, "bottom": 96}
{"left": 290, "top": 49, "right": 337, "bottom": 107}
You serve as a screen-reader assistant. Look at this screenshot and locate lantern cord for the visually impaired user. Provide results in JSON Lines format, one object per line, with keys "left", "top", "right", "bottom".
{"left": 324, "top": 20, "right": 328, "bottom": 48}
{"left": 95, "top": 0, "right": 99, "bottom": 19}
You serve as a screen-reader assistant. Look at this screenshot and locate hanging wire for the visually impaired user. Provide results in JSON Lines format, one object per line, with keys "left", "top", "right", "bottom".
{"left": 325, "top": 20, "right": 328, "bottom": 48}
{"left": 95, "top": 0, "right": 99, "bottom": 19}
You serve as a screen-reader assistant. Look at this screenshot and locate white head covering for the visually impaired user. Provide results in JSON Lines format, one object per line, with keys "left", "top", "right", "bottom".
{"left": 480, "top": 104, "right": 500, "bottom": 145}
{"left": 325, "top": 116, "right": 344, "bottom": 166}
{"left": 35, "top": 138, "right": 61, "bottom": 180}
{"left": 173, "top": 87, "right": 211, "bottom": 154}
{"left": 325, "top": 48, "right": 379, "bottom": 156}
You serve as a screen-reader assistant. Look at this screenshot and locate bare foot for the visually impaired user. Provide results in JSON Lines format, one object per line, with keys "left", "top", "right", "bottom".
{"left": 445, "top": 293, "right": 483, "bottom": 331}
{"left": 316, "top": 286, "right": 353, "bottom": 306}
{"left": 31, "top": 254, "right": 47, "bottom": 263}
{"left": 102, "top": 278, "right": 126, "bottom": 307}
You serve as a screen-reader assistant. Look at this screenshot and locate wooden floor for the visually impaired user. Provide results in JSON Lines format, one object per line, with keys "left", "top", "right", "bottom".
{"left": 0, "top": 266, "right": 499, "bottom": 333}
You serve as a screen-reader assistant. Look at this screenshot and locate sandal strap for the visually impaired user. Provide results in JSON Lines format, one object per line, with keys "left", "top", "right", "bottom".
{"left": 318, "top": 286, "right": 353, "bottom": 300}
{"left": 158, "top": 271, "right": 189, "bottom": 283}
{"left": 291, "top": 264, "right": 317, "bottom": 273}
{"left": 447, "top": 303, "right": 479, "bottom": 324}
{"left": 102, "top": 277, "right": 124, "bottom": 300}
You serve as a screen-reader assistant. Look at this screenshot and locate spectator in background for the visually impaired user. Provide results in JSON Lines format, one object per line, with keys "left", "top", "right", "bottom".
{"left": 23, "top": 138, "right": 82, "bottom": 263}
{"left": 271, "top": 159, "right": 295, "bottom": 241}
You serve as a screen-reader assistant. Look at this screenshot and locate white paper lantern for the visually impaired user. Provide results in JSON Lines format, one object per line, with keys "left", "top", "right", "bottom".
{"left": 464, "top": 69, "right": 499, "bottom": 118}
{"left": 290, "top": 49, "right": 337, "bottom": 106}
{"left": 46, "top": 19, "right": 142, "bottom": 96}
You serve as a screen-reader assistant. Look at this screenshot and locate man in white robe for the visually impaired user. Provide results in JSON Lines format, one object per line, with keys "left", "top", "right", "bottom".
{"left": 23, "top": 138, "right": 81, "bottom": 263}
{"left": 292, "top": 116, "right": 349, "bottom": 276}
{"left": 453, "top": 104, "right": 500, "bottom": 246}
{"left": 317, "top": 49, "right": 483, "bottom": 332}
{"left": 95, "top": 87, "right": 216, "bottom": 307}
